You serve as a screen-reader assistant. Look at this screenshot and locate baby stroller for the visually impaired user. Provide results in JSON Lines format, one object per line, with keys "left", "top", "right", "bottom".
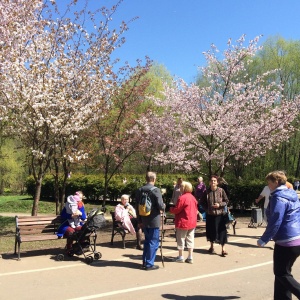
{"left": 56, "top": 208, "right": 106, "bottom": 264}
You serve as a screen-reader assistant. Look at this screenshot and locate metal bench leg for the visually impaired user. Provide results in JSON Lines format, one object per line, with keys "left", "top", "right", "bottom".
{"left": 111, "top": 231, "right": 115, "bottom": 245}
{"left": 17, "top": 242, "right": 21, "bottom": 261}
{"left": 232, "top": 220, "right": 237, "bottom": 235}
{"left": 121, "top": 232, "right": 126, "bottom": 249}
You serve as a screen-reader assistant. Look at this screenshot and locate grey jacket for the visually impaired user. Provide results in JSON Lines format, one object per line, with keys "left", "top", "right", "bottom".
{"left": 135, "top": 183, "right": 165, "bottom": 228}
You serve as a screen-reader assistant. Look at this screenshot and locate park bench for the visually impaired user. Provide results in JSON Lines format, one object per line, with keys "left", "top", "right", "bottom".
{"left": 162, "top": 216, "right": 206, "bottom": 239}
{"left": 14, "top": 215, "right": 62, "bottom": 260}
{"left": 110, "top": 211, "right": 130, "bottom": 248}
{"left": 163, "top": 214, "right": 237, "bottom": 235}
{"left": 110, "top": 211, "right": 177, "bottom": 247}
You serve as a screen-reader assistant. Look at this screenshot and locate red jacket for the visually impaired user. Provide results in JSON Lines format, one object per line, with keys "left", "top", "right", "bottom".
{"left": 170, "top": 192, "right": 198, "bottom": 230}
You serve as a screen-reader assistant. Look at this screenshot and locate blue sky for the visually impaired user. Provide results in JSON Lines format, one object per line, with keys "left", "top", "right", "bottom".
{"left": 88, "top": 0, "right": 300, "bottom": 83}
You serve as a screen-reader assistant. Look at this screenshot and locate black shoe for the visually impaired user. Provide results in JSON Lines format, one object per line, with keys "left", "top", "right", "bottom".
{"left": 145, "top": 265, "right": 159, "bottom": 271}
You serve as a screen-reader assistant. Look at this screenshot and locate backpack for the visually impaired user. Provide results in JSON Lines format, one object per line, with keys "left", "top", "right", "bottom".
{"left": 138, "top": 186, "right": 157, "bottom": 216}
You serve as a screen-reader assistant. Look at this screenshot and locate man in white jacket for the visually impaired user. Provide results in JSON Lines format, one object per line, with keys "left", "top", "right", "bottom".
{"left": 255, "top": 185, "right": 271, "bottom": 223}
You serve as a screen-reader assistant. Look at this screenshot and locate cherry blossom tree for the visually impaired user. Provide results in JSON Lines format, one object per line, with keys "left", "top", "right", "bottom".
{"left": 139, "top": 35, "right": 300, "bottom": 177}
{"left": 0, "top": 0, "right": 147, "bottom": 215}
{"left": 86, "top": 60, "right": 152, "bottom": 205}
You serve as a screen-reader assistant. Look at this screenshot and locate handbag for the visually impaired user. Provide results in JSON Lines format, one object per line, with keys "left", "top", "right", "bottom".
{"left": 223, "top": 206, "right": 234, "bottom": 224}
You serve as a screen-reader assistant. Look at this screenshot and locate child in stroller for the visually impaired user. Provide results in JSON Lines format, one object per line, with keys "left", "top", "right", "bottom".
{"left": 65, "top": 194, "right": 83, "bottom": 228}
{"left": 57, "top": 207, "right": 106, "bottom": 264}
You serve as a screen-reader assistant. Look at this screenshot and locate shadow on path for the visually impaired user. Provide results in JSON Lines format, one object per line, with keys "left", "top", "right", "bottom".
{"left": 162, "top": 293, "right": 240, "bottom": 299}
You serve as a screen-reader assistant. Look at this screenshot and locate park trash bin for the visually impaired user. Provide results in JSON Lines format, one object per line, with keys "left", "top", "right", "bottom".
{"left": 248, "top": 207, "right": 263, "bottom": 228}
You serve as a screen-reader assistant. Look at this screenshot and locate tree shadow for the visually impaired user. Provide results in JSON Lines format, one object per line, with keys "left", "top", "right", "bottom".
{"left": 230, "top": 233, "right": 261, "bottom": 239}
{"left": 1, "top": 247, "right": 66, "bottom": 261}
{"left": 162, "top": 293, "right": 240, "bottom": 299}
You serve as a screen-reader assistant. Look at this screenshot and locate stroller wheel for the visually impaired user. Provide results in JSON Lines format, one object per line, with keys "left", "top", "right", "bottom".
{"left": 56, "top": 254, "right": 64, "bottom": 261}
{"left": 94, "top": 252, "right": 102, "bottom": 260}
{"left": 85, "top": 256, "right": 94, "bottom": 264}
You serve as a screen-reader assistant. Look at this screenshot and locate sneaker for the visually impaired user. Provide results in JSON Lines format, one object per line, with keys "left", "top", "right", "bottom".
{"left": 173, "top": 256, "right": 184, "bottom": 263}
{"left": 145, "top": 265, "right": 159, "bottom": 271}
{"left": 185, "top": 258, "right": 193, "bottom": 264}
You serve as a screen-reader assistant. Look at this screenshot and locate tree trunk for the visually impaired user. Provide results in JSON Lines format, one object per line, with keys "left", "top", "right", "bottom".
{"left": 53, "top": 159, "right": 60, "bottom": 215}
{"left": 32, "top": 179, "right": 42, "bottom": 216}
{"left": 295, "top": 152, "right": 300, "bottom": 178}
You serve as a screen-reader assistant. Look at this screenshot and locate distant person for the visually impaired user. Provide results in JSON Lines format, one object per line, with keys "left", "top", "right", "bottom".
{"left": 257, "top": 171, "right": 300, "bottom": 300}
{"left": 200, "top": 175, "right": 229, "bottom": 257}
{"left": 194, "top": 176, "right": 206, "bottom": 220}
{"left": 135, "top": 171, "right": 165, "bottom": 271}
{"left": 255, "top": 185, "right": 271, "bottom": 223}
{"left": 279, "top": 171, "right": 294, "bottom": 189}
{"left": 170, "top": 178, "right": 183, "bottom": 205}
{"left": 294, "top": 180, "right": 300, "bottom": 191}
{"left": 194, "top": 176, "right": 206, "bottom": 202}
{"left": 286, "top": 181, "right": 294, "bottom": 189}
{"left": 170, "top": 181, "right": 198, "bottom": 264}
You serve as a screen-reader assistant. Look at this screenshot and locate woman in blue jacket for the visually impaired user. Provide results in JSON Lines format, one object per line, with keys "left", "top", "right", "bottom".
{"left": 257, "top": 171, "right": 300, "bottom": 300}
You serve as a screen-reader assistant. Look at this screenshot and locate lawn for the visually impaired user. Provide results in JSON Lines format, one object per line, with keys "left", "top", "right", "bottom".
{"left": 0, "top": 195, "right": 115, "bottom": 214}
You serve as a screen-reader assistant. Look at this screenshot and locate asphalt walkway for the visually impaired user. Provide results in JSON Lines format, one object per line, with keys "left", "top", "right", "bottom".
{"left": 1, "top": 223, "right": 300, "bottom": 300}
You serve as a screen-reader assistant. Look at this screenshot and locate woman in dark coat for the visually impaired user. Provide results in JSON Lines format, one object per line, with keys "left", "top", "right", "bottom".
{"left": 200, "top": 175, "right": 229, "bottom": 256}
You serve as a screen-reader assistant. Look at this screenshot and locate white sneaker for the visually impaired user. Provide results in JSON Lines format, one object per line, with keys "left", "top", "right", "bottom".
{"left": 173, "top": 256, "right": 184, "bottom": 263}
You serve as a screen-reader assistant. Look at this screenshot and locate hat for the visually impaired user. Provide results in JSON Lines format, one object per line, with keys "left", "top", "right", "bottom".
{"left": 73, "top": 195, "right": 81, "bottom": 202}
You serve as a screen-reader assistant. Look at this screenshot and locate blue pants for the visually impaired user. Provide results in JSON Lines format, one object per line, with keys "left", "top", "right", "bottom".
{"left": 142, "top": 227, "right": 160, "bottom": 267}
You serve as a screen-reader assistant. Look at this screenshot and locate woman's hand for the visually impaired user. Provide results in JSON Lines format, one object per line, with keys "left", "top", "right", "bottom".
{"left": 212, "top": 203, "right": 220, "bottom": 209}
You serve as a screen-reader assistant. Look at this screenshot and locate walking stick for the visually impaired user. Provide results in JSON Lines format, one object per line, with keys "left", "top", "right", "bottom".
{"left": 160, "top": 208, "right": 165, "bottom": 268}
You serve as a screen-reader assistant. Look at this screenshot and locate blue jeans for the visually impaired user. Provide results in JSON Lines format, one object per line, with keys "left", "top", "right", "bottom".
{"left": 274, "top": 243, "right": 300, "bottom": 300}
{"left": 142, "top": 227, "right": 160, "bottom": 267}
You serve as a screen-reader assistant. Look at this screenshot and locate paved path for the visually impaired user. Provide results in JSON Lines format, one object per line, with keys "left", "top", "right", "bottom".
{"left": 1, "top": 224, "right": 300, "bottom": 300}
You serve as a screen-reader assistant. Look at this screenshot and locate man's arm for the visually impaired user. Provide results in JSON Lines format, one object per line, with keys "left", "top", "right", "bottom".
{"left": 255, "top": 194, "right": 264, "bottom": 204}
{"left": 153, "top": 188, "right": 165, "bottom": 211}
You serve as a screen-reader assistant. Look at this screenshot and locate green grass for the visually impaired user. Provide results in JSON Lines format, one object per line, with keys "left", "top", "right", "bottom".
{"left": 0, "top": 195, "right": 115, "bottom": 214}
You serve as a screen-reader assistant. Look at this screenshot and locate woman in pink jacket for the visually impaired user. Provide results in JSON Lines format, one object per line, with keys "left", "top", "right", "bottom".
{"left": 114, "top": 194, "right": 144, "bottom": 250}
{"left": 170, "top": 181, "right": 198, "bottom": 264}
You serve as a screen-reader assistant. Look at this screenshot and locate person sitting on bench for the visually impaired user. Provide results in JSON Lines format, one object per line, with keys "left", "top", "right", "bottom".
{"left": 115, "top": 194, "right": 143, "bottom": 250}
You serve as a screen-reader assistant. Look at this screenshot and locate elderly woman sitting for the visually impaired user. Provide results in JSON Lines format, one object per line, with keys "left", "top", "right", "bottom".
{"left": 114, "top": 194, "right": 143, "bottom": 250}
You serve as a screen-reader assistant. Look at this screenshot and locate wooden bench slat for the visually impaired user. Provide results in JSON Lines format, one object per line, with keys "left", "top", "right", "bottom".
{"left": 15, "top": 215, "right": 63, "bottom": 260}
{"left": 17, "top": 216, "right": 60, "bottom": 221}
{"left": 19, "top": 229, "right": 57, "bottom": 235}
{"left": 21, "top": 235, "right": 60, "bottom": 242}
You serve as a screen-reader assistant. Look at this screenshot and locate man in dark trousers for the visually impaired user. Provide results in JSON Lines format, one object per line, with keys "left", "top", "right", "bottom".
{"left": 136, "top": 171, "right": 165, "bottom": 271}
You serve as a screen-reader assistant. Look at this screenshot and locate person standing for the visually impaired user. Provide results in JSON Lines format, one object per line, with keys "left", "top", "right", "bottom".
{"left": 135, "top": 171, "right": 165, "bottom": 271}
{"left": 194, "top": 176, "right": 206, "bottom": 220}
{"left": 255, "top": 185, "right": 271, "bottom": 223}
{"left": 200, "top": 175, "right": 229, "bottom": 257}
{"left": 294, "top": 180, "right": 300, "bottom": 191}
{"left": 170, "top": 181, "right": 198, "bottom": 264}
{"left": 257, "top": 171, "right": 300, "bottom": 300}
{"left": 194, "top": 176, "right": 206, "bottom": 202}
{"left": 170, "top": 177, "right": 183, "bottom": 205}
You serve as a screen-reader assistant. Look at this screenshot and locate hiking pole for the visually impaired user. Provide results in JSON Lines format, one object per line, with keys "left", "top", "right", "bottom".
{"left": 160, "top": 208, "right": 165, "bottom": 268}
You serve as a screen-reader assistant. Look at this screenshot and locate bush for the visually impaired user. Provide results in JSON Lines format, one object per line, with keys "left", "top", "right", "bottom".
{"left": 25, "top": 173, "right": 266, "bottom": 208}
{"left": 229, "top": 181, "right": 264, "bottom": 209}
